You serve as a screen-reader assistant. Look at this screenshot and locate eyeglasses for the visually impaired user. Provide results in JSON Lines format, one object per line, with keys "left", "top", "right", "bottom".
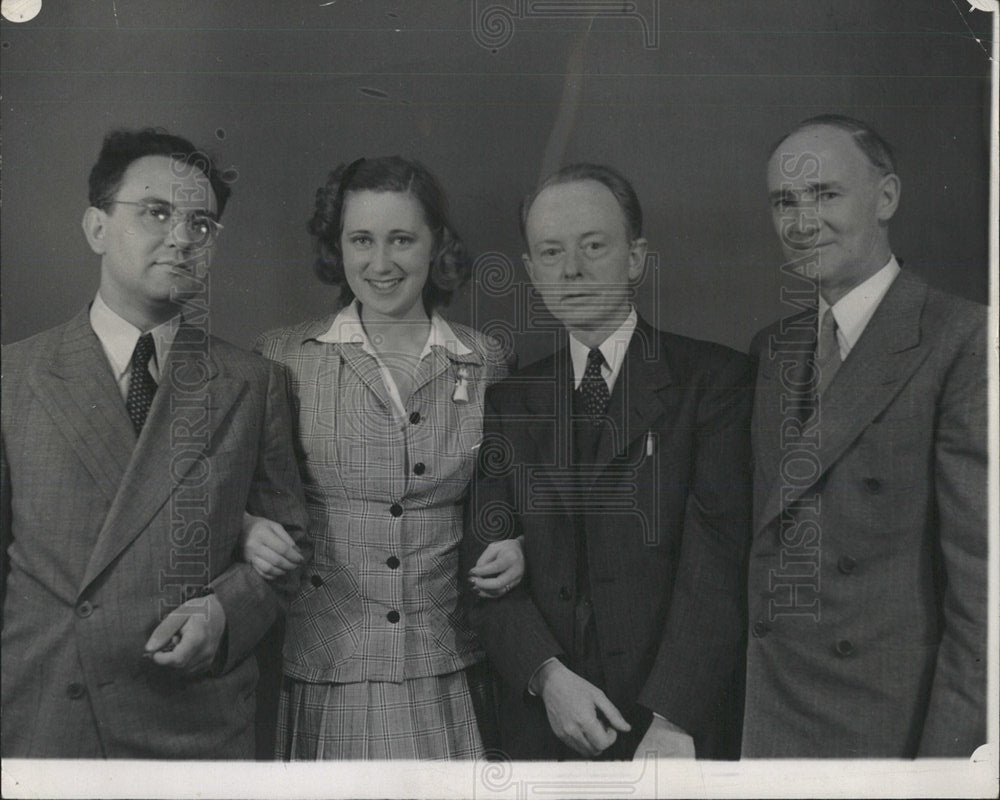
{"left": 107, "top": 199, "right": 223, "bottom": 245}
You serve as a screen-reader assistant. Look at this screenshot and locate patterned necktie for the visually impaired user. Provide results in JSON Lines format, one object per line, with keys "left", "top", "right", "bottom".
{"left": 815, "top": 308, "right": 843, "bottom": 397}
{"left": 126, "top": 333, "right": 157, "bottom": 434}
{"left": 576, "top": 348, "right": 610, "bottom": 421}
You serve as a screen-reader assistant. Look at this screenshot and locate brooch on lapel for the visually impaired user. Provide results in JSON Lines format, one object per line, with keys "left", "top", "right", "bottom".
{"left": 452, "top": 366, "right": 470, "bottom": 404}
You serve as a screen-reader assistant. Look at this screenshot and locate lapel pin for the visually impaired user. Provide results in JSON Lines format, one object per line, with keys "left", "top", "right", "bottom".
{"left": 453, "top": 366, "right": 470, "bottom": 404}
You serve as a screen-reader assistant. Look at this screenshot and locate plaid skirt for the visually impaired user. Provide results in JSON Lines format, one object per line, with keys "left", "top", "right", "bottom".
{"left": 276, "top": 663, "right": 495, "bottom": 760}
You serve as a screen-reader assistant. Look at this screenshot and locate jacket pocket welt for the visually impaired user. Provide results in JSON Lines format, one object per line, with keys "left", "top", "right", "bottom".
{"left": 283, "top": 561, "right": 363, "bottom": 670}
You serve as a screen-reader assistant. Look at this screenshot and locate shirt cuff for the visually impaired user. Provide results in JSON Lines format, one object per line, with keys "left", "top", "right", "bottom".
{"left": 526, "top": 656, "right": 560, "bottom": 696}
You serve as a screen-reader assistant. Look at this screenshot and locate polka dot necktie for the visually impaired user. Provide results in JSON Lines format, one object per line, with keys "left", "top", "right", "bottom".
{"left": 576, "top": 348, "right": 610, "bottom": 421}
{"left": 126, "top": 333, "right": 157, "bottom": 435}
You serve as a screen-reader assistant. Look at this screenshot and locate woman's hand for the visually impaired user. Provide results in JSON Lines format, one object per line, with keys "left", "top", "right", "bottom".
{"left": 240, "top": 512, "right": 305, "bottom": 580}
{"left": 468, "top": 535, "right": 525, "bottom": 598}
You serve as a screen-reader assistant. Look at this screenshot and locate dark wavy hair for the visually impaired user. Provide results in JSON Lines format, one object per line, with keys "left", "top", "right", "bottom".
{"left": 769, "top": 114, "right": 897, "bottom": 176}
{"left": 518, "top": 163, "right": 643, "bottom": 245}
{"left": 308, "top": 156, "right": 470, "bottom": 312}
{"left": 88, "top": 127, "right": 231, "bottom": 216}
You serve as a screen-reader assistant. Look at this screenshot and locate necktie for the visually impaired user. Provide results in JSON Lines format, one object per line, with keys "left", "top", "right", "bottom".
{"left": 576, "top": 348, "right": 610, "bottom": 421}
{"left": 126, "top": 333, "right": 157, "bottom": 434}
{"left": 815, "top": 308, "right": 843, "bottom": 397}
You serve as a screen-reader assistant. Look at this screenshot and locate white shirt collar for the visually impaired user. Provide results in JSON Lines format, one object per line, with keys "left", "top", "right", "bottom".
{"left": 89, "top": 292, "right": 179, "bottom": 384}
{"left": 315, "top": 300, "right": 472, "bottom": 359}
{"left": 819, "top": 256, "right": 900, "bottom": 359}
{"left": 568, "top": 307, "right": 638, "bottom": 391}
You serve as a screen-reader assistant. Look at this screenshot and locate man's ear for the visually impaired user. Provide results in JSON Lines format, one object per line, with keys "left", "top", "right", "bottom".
{"left": 82, "top": 206, "right": 109, "bottom": 255}
{"left": 627, "top": 237, "right": 648, "bottom": 281}
{"left": 876, "top": 173, "right": 901, "bottom": 223}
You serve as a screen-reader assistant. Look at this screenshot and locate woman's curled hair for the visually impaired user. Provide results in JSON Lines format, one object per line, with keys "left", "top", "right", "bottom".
{"left": 307, "top": 156, "right": 470, "bottom": 311}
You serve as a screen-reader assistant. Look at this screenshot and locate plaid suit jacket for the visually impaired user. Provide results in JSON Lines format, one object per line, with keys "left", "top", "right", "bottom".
{"left": 1, "top": 307, "right": 309, "bottom": 758}
{"left": 255, "top": 308, "right": 510, "bottom": 684}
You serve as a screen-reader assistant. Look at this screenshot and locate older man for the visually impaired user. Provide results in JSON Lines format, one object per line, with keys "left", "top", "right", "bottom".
{"left": 462, "top": 164, "right": 753, "bottom": 760}
{"left": 743, "top": 115, "right": 987, "bottom": 757}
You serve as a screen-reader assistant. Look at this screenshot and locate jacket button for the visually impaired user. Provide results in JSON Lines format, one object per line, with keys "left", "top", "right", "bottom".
{"left": 76, "top": 601, "right": 94, "bottom": 618}
{"left": 409, "top": 412, "right": 421, "bottom": 424}
{"left": 863, "top": 477, "right": 882, "bottom": 494}
{"left": 386, "top": 610, "right": 400, "bottom": 624}
{"left": 413, "top": 462, "right": 426, "bottom": 475}
{"left": 389, "top": 502, "right": 403, "bottom": 517}
{"left": 310, "top": 574, "right": 324, "bottom": 587}
{"left": 834, "top": 639, "right": 855, "bottom": 657}
{"left": 837, "top": 555, "right": 857, "bottom": 574}
{"left": 386, "top": 556, "right": 400, "bottom": 569}
{"left": 558, "top": 586, "right": 571, "bottom": 601}
{"left": 67, "top": 682, "right": 87, "bottom": 700}
{"left": 752, "top": 620, "right": 770, "bottom": 638}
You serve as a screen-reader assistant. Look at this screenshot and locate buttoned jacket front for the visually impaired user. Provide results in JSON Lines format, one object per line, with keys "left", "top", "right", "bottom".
{"left": 256, "top": 306, "right": 510, "bottom": 684}
{"left": 744, "top": 270, "right": 988, "bottom": 757}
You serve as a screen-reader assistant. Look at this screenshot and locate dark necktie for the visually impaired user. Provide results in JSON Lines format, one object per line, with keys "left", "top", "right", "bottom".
{"left": 126, "top": 333, "right": 157, "bottom": 434}
{"left": 576, "top": 348, "right": 610, "bottom": 421}
{"left": 815, "top": 308, "right": 843, "bottom": 397}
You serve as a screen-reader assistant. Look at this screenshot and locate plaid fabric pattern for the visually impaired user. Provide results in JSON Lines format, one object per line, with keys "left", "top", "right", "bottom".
{"left": 276, "top": 669, "right": 484, "bottom": 759}
{"left": 255, "top": 310, "right": 510, "bottom": 685}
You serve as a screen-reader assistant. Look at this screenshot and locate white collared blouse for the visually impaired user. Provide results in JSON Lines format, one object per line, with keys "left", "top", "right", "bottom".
{"left": 255, "top": 304, "right": 511, "bottom": 684}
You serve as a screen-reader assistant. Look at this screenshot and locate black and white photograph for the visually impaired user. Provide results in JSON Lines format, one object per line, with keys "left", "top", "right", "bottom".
{"left": 1, "top": 1, "right": 996, "bottom": 797}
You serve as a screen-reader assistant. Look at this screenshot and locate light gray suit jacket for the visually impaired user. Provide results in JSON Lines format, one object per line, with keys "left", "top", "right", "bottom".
{"left": 742, "top": 270, "right": 987, "bottom": 757}
{"left": 1, "top": 307, "right": 309, "bottom": 758}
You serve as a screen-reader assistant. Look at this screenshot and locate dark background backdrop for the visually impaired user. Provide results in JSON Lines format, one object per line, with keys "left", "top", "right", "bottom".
{"left": 1, "top": 1, "right": 992, "bottom": 363}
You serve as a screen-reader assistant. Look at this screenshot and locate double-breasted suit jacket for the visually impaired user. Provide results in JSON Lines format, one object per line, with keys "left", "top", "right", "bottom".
{"left": 1, "top": 307, "right": 309, "bottom": 758}
{"left": 461, "top": 317, "right": 754, "bottom": 758}
{"left": 743, "top": 270, "right": 988, "bottom": 757}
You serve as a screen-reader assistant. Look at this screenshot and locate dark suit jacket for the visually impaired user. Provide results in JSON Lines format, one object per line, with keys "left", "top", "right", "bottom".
{"left": 461, "top": 317, "right": 753, "bottom": 759}
{"left": 743, "top": 270, "right": 988, "bottom": 757}
{"left": 1, "top": 307, "right": 309, "bottom": 758}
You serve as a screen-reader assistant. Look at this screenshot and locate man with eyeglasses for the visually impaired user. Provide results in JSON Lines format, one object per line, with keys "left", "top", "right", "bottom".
{"left": 0, "top": 128, "right": 309, "bottom": 758}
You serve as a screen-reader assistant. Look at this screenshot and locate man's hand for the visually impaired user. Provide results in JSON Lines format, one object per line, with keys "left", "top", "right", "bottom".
{"left": 535, "top": 659, "right": 631, "bottom": 757}
{"left": 633, "top": 715, "right": 695, "bottom": 759}
{"left": 240, "top": 512, "right": 305, "bottom": 580}
{"left": 468, "top": 535, "right": 525, "bottom": 598}
{"left": 143, "top": 594, "right": 227, "bottom": 674}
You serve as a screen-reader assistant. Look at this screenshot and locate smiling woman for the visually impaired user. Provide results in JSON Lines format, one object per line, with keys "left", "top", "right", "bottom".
{"left": 242, "top": 155, "right": 527, "bottom": 760}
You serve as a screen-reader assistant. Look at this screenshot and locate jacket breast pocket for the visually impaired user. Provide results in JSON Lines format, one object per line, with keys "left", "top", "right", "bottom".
{"left": 283, "top": 561, "right": 363, "bottom": 671}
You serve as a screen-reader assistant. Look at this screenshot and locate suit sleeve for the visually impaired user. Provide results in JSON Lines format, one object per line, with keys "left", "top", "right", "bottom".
{"left": 210, "top": 359, "right": 310, "bottom": 674}
{"left": 461, "top": 386, "right": 566, "bottom": 694}
{"left": 917, "top": 313, "right": 988, "bottom": 756}
{"left": 636, "top": 350, "right": 754, "bottom": 740}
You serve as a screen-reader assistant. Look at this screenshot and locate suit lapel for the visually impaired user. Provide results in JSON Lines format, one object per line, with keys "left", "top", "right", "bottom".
{"left": 337, "top": 343, "right": 395, "bottom": 411}
{"left": 80, "top": 324, "right": 245, "bottom": 592}
{"left": 757, "top": 272, "right": 930, "bottom": 531}
{"left": 752, "top": 309, "right": 816, "bottom": 526}
{"left": 522, "top": 347, "right": 580, "bottom": 516}
{"left": 27, "top": 308, "right": 135, "bottom": 505}
{"left": 594, "top": 318, "right": 673, "bottom": 469}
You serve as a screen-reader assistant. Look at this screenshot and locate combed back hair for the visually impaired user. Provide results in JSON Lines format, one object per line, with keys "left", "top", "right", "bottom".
{"left": 308, "top": 156, "right": 470, "bottom": 312}
{"left": 770, "top": 114, "right": 897, "bottom": 176}
{"left": 88, "top": 127, "right": 231, "bottom": 216}
{"left": 518, "top": 163, "right": 643, "bottom": 245}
